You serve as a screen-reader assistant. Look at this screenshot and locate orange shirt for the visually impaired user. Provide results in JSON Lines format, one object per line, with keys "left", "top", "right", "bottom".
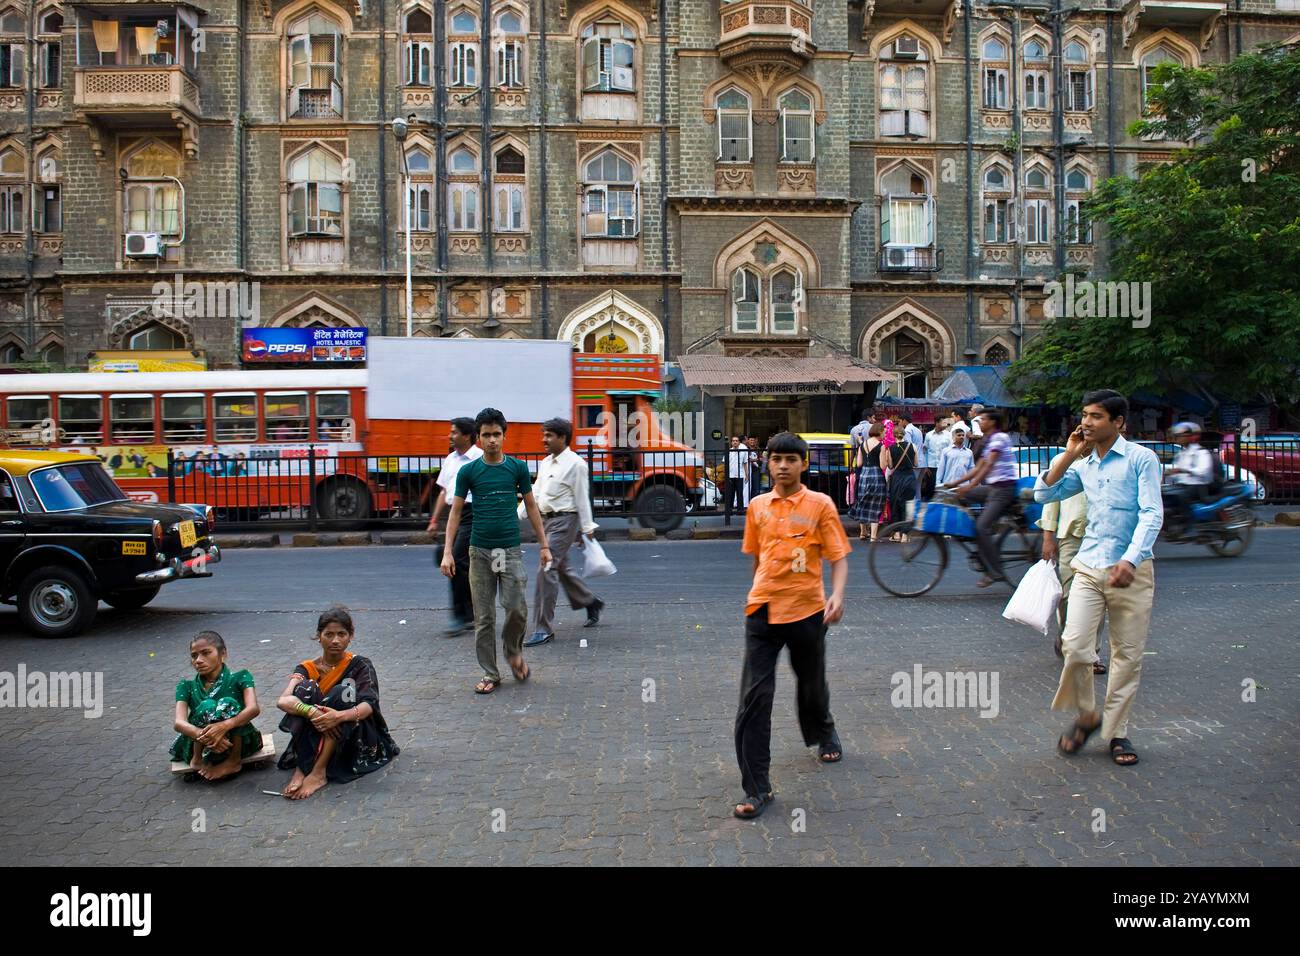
{"left": 742, "top": 485, "right": 850, "bottom": 624}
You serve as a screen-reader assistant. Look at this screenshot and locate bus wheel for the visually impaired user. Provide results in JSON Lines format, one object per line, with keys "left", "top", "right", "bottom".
{"left": 317, "top": 478, "right": 372, "bottom": 524}
{"left": 635, "top": 485, "right": 686, "bottom": 533}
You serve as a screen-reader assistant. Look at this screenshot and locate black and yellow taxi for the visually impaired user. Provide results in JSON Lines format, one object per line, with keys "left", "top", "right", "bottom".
{"left": 0, "top": 450, "right": 220, "bottom": 637}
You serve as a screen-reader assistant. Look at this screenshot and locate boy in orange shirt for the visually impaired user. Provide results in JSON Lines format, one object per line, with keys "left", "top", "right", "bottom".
{"left": 733, "top": 432, "right": 851, "bottom": 819}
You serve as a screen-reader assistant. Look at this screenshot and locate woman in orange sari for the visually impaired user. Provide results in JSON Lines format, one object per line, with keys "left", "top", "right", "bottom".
{"left": 276, "top": 606, "right": 399, "bottom": 800}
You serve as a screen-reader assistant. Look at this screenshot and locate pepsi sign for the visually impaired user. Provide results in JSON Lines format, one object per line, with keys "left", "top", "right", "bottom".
{"left": 242, "top": 328, "right": 367, "bottom": 364}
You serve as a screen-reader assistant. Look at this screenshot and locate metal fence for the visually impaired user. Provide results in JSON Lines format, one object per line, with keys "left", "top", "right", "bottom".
{"left": 166, "top": 435, "right": 1299, "bottom": 531}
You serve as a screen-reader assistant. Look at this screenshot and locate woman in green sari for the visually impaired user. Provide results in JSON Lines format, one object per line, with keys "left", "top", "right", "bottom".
{"left": 170, "top": 631, "right": 262, "bottom": 781}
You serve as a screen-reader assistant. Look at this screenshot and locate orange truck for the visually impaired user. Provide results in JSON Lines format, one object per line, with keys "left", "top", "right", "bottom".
{"left": 364, "top": 337, "right": 714, "bottom": 530}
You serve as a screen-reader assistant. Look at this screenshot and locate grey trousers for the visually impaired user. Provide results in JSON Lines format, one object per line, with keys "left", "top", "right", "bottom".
{"left": 531, "top": 512, "right": 597, "bottom": 634}
{"left": 469, "top": 545, "right": 528, "bottom": 682}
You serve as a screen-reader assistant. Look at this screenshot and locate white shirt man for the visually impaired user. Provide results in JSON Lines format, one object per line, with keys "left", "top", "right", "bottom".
{"left": 437, "top": 443, "right": 484, "bottom": 504}
{"left": 532, "top": 447, "right": 598, "bottom": 534}
{"left": 1171, "top": 442, "right": 1215, "bottom": 486}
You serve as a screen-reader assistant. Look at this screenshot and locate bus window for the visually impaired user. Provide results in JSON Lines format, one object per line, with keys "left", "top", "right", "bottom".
{"left": 214, "top": 394, "right": 258, "bottom": 441}
{"left": 577, "top": 404, "right": 604, "bottom": 429}
{"left": 59, "top": 396, "right": 103, "bottom": 445}
{"left": 162, "top": 394, "right": 206, "bottom": 443}
{"left": 110, "top": 395, "right": 155, "bottom": 443}
{"left": 266, "top": 392, "right": 309, "bottom": 442}
{"left": 316, "top": 391, "right": 351, "bottom": 440}
{"left": 6, "top": 396, "right": 50, "bottom": 430}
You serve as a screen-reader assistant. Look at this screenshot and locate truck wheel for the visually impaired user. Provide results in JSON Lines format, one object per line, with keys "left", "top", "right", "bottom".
{"left": 317, "top": 478, "right": 372, "bottom": 525}
{"left": 18, "top": 565, "right": 98, "bottom": 638}
{"left": 103, "top": 586, "right": 163, "bottom": 610}
{"left": 635, "top": 485, "right": 686, "bottom": 533}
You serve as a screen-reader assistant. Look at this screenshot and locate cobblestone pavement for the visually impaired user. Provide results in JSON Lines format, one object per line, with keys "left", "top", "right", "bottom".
{"left": 0, "top": 530, "right": 1296, "bottom": 866}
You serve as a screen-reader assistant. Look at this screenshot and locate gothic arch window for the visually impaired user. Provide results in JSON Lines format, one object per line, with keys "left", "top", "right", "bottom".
{"left": 286, "top": 9, "right": 345, "bottom": 119}
{"left": 559, "top": 290, "right": 663, "bottom": 358}
{"left": 129, "top": 323, "right": 185, "bottom": 349}
{"left": 37, "top": 8, "right": 62, "bottom": 90}
{"left": 1141, "top": 42, "right": 1187, "bottom": 108}
{"left": 448, "top": 3, "right": 479, "bottom": 88}
{"left": 778, "top": 88, "right": 814, "bottom": 163}
{"left": 1065, "top": 163, "right": 1094, "bottom": 244}
{"left": 0, "top": 142, "right": 23, "bottom": 235}
{"left": 406, "top": 139, "right": 434, "bottom": 232}
{"left": 1022, "top": 34, "right": 1051, "bottom": 111}
{"left": 862, "top": 302, "right": 956, "bottom": 374}
{"left": 984, "top": 341, "right": 1011, "bottom": 365}
{"left": 493, "top": 142, "right": 527, "bottom": 232}
{"left": 981, "top": 160, "right": 1014, "bottom": 244}
{"left": 582, "top": 148, "right": 639, "bottom": 238}
{"left": 0, "top": 341, "right": 23, "bottom": 364}
{"left": 878, "top": 31, "right": 933, "bottom": 138}
{"left": 879, "top": 163, "right": 935, "bottom": 252}
{"left": 34, "top": 144, "right": 62, "bottom": 233}
{"left": 403, "top": 4, "right": 433, "bottom": 86}
{"left": 716, "top": 88, "right": 752, "bottom": 163}
{"left": 1063, "top": 33, "right": 1094, "bottom": 111}
{"left": 578, "top": 12, "right": 639, "bottom": 122}
{"left": 447, "top": 143, "right": 480, "bottom": 232}
{"left": 1023, "top": 162, "right": 1052, "bottom": 245}
{"left": 494, "top": 5, "right": 527, "bottom": 89}
{"left": 731, "top": 267, "right": 759, "bottom": 333}
{"left": 121, "top": 138, "right": 182, "bottom": 263}
{"left": 981, "top": 29, "right": 1010, "bottom": 110}
{"left": 287, "top": 145, "right": 343, "bottom": 237}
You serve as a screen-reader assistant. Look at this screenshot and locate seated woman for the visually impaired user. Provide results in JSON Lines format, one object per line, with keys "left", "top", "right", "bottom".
{"left": 170, "top": 631, "right": 262, "bottom": 782}
{"left": 276, "top": 606, "right": 399, "bottom": 800}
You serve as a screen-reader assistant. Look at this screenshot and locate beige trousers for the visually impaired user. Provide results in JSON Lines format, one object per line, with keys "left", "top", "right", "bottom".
{"left": 1057, "top": 535, "right": 1104, "bottom": 655}
{"left": 1051, "top": 560, "right": 1155, "bottom": 741}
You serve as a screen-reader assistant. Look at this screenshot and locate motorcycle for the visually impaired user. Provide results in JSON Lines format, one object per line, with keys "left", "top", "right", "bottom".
{"left": 1161, "top": 480, "right": 1256, "bottom": 557}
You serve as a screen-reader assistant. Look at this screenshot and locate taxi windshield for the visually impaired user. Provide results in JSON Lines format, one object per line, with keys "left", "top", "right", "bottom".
{"left": 31, "top": 462, "right": 129, "bottom": 511}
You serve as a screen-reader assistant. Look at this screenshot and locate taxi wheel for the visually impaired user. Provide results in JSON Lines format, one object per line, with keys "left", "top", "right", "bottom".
{"left": 18, "top": 565, "right": 98, "bottom": 639}
{"left": 103, "top": 586, "right": 162, "bottom": 610}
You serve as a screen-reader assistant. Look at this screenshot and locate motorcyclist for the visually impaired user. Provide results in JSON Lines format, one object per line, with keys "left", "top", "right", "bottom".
{"left": 1164, "top": 421, "right": 1216, "bottom": 531}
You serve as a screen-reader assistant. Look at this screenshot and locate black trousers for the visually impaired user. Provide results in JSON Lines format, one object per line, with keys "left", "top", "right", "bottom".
{"left": 444, "top": 506, "right": 474, "bottom": 624}
{"left": 734, "top": 605, "right": 836, "bottom": 797}
{"left": 964, "top": 481, "right": 1017, "bottom": 579}
{"left": 727, "top": 477, "right": 745, "bottom": 511}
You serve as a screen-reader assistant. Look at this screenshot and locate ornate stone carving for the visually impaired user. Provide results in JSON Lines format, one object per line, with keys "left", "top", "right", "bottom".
{"left": 982, "top": 245, "right": 1012, "bottom": 264}
{"left": 1025, "top": 248, "right": 1053, "bottom": 266}
{"left": 494, "top": 235, "right": 528, "bottom": 254}
{"left": 942, "top": 0, "right": 964, "bottom": 47}
{"left": 0, "top": 91, "right": 24, "bottom": 111}
{"left": 402, "top": 88, "right": 435, "bottom": 108}
{"left": 106, "top": 305, "right": 192, "bottom": 349}
{"left": 0, "top": 238, "right": 23, "bottom": 254}
{"left": 982, "top": 111, "right": 1012, "bottom": 131}
{"left": 867, "top": 313, "right": 945, "bottom": 367}
{"left": 715, "top": 165, "right": 754, "bottom": 193}
{"left": 37, "top": 91, "right": 61, "bottom": 111}
{"left": 1065, "top": 113, "right": 1092, "bottom": 134}
{"left": 752, "top": 109, "right": 778, "bottom": 126}
{"left": 37, "top": 237, "right": 62, "bottom": 257}
{"left": 494, "top": 89, "right": 527, "bottom": 110}
{"left": 450, "top": 235, "right": 481, "bottom": 255}
{"left": 776, "top": 164, "right": 815, "bottom": 194}
{"left": 1066, "top": 246, "right": 1094, "bottom": 266}
{"left": 570, "top": 308, "right": 657, "bottom": 355}
{"left": 1023, "top": 112, "right": 1051, "bottom": 132}
{"left": 410, "top": 235, "right": 434, "bottom": 254}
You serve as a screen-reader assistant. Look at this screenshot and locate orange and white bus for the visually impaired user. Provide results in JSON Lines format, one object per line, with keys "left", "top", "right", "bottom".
{"left": 0, "top": 339, "right": 714, "bottom": 529}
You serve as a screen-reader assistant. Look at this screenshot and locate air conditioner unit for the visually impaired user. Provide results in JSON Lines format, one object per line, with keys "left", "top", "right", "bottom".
{"left": 125, "top": 232, "right": 163, "bottom": 258}
{"left": 894, "top": 36, "right": 921, "bottom": 59}
{"left": 886, "top": 246, "right": 914, "bottom": 267}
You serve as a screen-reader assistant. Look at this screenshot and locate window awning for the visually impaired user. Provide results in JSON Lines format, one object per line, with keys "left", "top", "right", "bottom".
{"left": 678, "top": 354, "right": 892, "bottom": 397}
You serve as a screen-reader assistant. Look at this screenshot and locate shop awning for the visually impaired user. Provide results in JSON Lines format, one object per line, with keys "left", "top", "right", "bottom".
{"left": 678, "top": 355, "right": 892, "bottom": 396}
{"left": 930, "top": 365, "right": 1022, "bottom": 407}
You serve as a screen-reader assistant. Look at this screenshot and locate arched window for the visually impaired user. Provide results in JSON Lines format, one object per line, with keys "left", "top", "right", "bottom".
{"left": 0, "top": 9, "right": 24, "bottom": 89}
{"left": 770, "top": 269, "right": 802, "bottom": 335}
{"left": 129, "top": 324, "right": 184, "bottom": 350}
{"left": 879, "top": 165, "right": 935, "bottom": 251}
{"left": 0, "top": 145, "right": 23, "bottom": 235}
{"left": 1066, "top": 168, "right": 1089, "bottom": 190}
{"left": 447, "top": 146, "right": 479, "bottom": 231}
{"left": 448, "top": 5, "right": 479, "bottom": 87}
{"left": 123, "top": 141, "right": 181, "bottom": 240}
{"left": 983, "top": 165, "right": 1007, "bottom": 190}
{"left": 405, "top": 146, "right": 433, "bottom": 232}
{"left": 1024, "top": 163, "right": 1051, "bottom": 244}
{"left": 879, "top": 33, "right": 931, "bottom": 138}
{"left": 1064, "top": 39, "right": 1093, "bottom": 111}
{"left": 287, "top": 12, "right": 344, "bottom": 118}
{"left": 494, "top": 7, "right": 526, "bottom": 88}
{"left": 34, "top": 147, "right": 62, "bottom": 233}
{"left": 779, "top": 89, "right": 814, "bottom": 163}
{"left": 1023, "top": 37, "right": 1050, "bottom": 110}
{"left": 984, "top": 342, "right": 1010, "bottom": 365}
{"left": 493, "top": 145, "right": 527, "bottom": 232}
{"left": 0, "top": 342, "right": 22, "bottom": 364}
{"left": 38, "top": 10, "right": 62, "bottom": 89}
{"left": 1025, "top": 165, "right": 1050, "bottom": 190}
{"left": 982, "top": 34, "right": 1009, "bottom": 109}
{"left": 716, "top": 88, "right": 752, "bottom": 163}
{"left": 582, "top": 149, "right": 638, "bottom": 238}
{"left": 731, "top": 269, "right": 760, "bottom": 333}
{"left": 581, "top": 19, "right": 636, "bottom": 93}
{"left": 404, "top": 6, "right": 433, "bottom": 86}
{"left": 982, "top": 163, "right": 1014, "bottom": 244}
{"left": 1142, "top": 43, "right": 1185, "bottom": 107}
{"left": 1065, "top": 166, "right": 1093, "bottom": 244}
{"left": 287, "top": 146, "right": 343, "bottom": 237}
{"left": 42, "top": 342, "right": 64, "bottom": 365}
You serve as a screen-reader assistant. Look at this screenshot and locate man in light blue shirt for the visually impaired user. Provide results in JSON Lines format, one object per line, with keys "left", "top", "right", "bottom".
{"left": 1035, "top": 389, "right": 1163, "bottom": 768}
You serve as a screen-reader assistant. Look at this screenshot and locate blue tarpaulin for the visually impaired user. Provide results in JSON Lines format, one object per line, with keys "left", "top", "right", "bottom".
{"left": 930, "top": 365, "right": 1022, "bottom": 407}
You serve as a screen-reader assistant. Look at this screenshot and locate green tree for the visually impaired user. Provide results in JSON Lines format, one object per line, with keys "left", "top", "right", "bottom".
{"left": 1007, "top": 44, "right": 1300, "bottom": 414}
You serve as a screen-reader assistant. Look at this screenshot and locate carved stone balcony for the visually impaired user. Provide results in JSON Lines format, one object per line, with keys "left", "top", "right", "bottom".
{"left": 1122, "top": 1, "right": 1226, "bottom": 51}
{"left": 718, "top": 0, "right": 816, "bottom": 85}
{"left": 73, "top": 66, "right": 201, "bottom": 159}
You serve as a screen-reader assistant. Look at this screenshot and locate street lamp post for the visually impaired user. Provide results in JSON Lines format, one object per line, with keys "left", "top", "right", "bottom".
{"left": 392, "top": 117, "right": 413, "bottom": 337}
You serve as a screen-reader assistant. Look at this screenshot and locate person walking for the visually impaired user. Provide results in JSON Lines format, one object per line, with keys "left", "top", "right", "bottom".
{"left": 524, "top": 418, "right": 605, "bottom": 647}
{"left": 882, "top": 419, "right": 918, "bottom": 542}
{"left": 427, "top": 417, "right": 483, "bottom": 637}
{"left": 849, "top": 423, "right": 886, "bottom": 541}
{"left": 1039, "top": 450, "right": 1107, "bottom": 674}
{"left": 440, "top": 408, "right": 552, "bottom": 695}
{"left": 732, "top": 432, "right": 849, "bottom": 820}
{"left": 1036, "top": 390, "right": 1162, "bottom": 766}
{"left": 944, "top": 409, "right": 1017, "bottom": 587}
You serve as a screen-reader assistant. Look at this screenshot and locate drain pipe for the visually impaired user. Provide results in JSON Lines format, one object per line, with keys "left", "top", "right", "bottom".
{"left": 538, "top": 0, "right": 550, "bottom": 338}
{"left": 963, "top": 6, "right": 976, "bottom": 361}
{"left": 658, "top": 0, "right": 671, "bottom": 359}
{"left": 378, "top": 0, "right": 390, "bottom": 335}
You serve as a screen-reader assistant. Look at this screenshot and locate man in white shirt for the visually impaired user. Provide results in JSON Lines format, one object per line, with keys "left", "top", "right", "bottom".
{"left": 524, "top": 417, "right": 604, "bottom": 647}
{"left": 1165, "top": 421, "right": 1217, "bottom": 531}
{"left": 923, "top": 417, "right": 952, "bottom": 499}
{"left": 428, "top": 417, "right": 484, "bottom": 636}
{"left": 726, "top": 437, "right": 748, "bottom": 512}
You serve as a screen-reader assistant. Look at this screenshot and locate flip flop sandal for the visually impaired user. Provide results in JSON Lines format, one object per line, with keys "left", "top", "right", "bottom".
{"left": 819, "top": 735, "right": 843, "bottom": 763}
{"left": 733, "top": 792, "right": 774, "bottom": 820}
{"left": 474, "top": 677, "right": 502, "bottom": 695}
{"left": 1093, "top": 661, "right": 1108, "bottom": 675}
{"left": 1109, "top": 737, "right": 1139, "bottom": 766}
{"left": 1057, "top": 719, "right": 1101, "bottom": 757}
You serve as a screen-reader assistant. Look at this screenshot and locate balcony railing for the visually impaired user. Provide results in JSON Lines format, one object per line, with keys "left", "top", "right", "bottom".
{"left": 879, "top": 246, "right": 944, "bottom": 273}
{"left": 718, "top": 0, "right": 816, "bottom": 64}
{"left": 74, "top": 65, "right": 200, "bottom": 116}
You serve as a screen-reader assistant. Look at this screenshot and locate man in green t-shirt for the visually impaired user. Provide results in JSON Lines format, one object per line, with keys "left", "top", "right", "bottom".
{"left": 441, "top": 407, "right": 552, "bottom": 694}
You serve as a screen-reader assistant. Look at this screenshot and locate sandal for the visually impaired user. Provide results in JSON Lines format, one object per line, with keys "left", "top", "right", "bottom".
{"left": 733, "top": 792, "right": 774, "bottom": 819}
{"left": 818, "top": 736, "right": 843, "bottom": 763}
{"left": 1057, "top": 717, "right": 1101, "bottom": 756}
{"left": 474, "top": 677, "right": 502, "bottom": 695}
{"left": 1093, "top": 660, "right": 1108, "bottom": 675}
{"left": 1109, "top": 737, "right": 1139, "bottom": 766}
{"left": 507, "top": 655, "right": 530, "bottom": 683}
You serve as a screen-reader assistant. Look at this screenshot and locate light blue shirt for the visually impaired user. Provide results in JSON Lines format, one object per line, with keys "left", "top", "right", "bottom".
{"left": 904, "top": 423, "right": 924, "bottom": 466}
{"left": 936, "top": 445, "right": 973, "bottom": 487}
{"left": 1033, "top": 434, "right": 1164, "bottom": 569}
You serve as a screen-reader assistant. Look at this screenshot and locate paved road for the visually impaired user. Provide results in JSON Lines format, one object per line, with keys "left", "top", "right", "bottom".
{"left": 1, "top": 530, "right": 1296, "bottom": 865}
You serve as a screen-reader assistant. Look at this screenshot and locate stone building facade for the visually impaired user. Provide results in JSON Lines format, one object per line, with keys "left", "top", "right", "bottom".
{"left": 0, "top": 0, "right": 1296, "bottom": 438}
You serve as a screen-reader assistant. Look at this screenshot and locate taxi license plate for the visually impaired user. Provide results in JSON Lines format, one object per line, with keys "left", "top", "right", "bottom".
{"left": 122, "top": 541, "right": 147, "bottom": 556}
{"left": 179, "top": 521, "right": 197, "bottom": 549}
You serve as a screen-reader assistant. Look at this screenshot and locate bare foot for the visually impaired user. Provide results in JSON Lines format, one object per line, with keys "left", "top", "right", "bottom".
{"left": 290, "top": 770, "right": 328, "bottom": 800}
{"left": 281, "top": 769, "right": 306, "bottom": 798}
{"left": 200, "top": 756, "right": 242, "bottom": 781}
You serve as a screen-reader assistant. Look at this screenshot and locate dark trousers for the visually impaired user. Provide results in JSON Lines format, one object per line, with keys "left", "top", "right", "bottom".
{"left": 919, "top": 467, "right": 936, "bottom": 500}
{"left": 734, "top": 605, "right": 835, "bottom": 797}
{"left": 1165, "top": 484, "right": 1209, "bottom": 527}
{"left": 448, "top": 507, "right": 474, "bottom": 624}
{"left": 727, "top": 477, "right": 745, "bottom": 511}
{"left": 965, "top": 481, "right": 1017, "bottom": 579}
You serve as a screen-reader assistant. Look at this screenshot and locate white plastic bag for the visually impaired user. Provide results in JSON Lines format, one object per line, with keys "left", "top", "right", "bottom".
{"left": 579, "top": 536, "right": 617, "bottom": 578}
{"left": 1002, "top": 559, "right": 1062, "bottom": 635}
